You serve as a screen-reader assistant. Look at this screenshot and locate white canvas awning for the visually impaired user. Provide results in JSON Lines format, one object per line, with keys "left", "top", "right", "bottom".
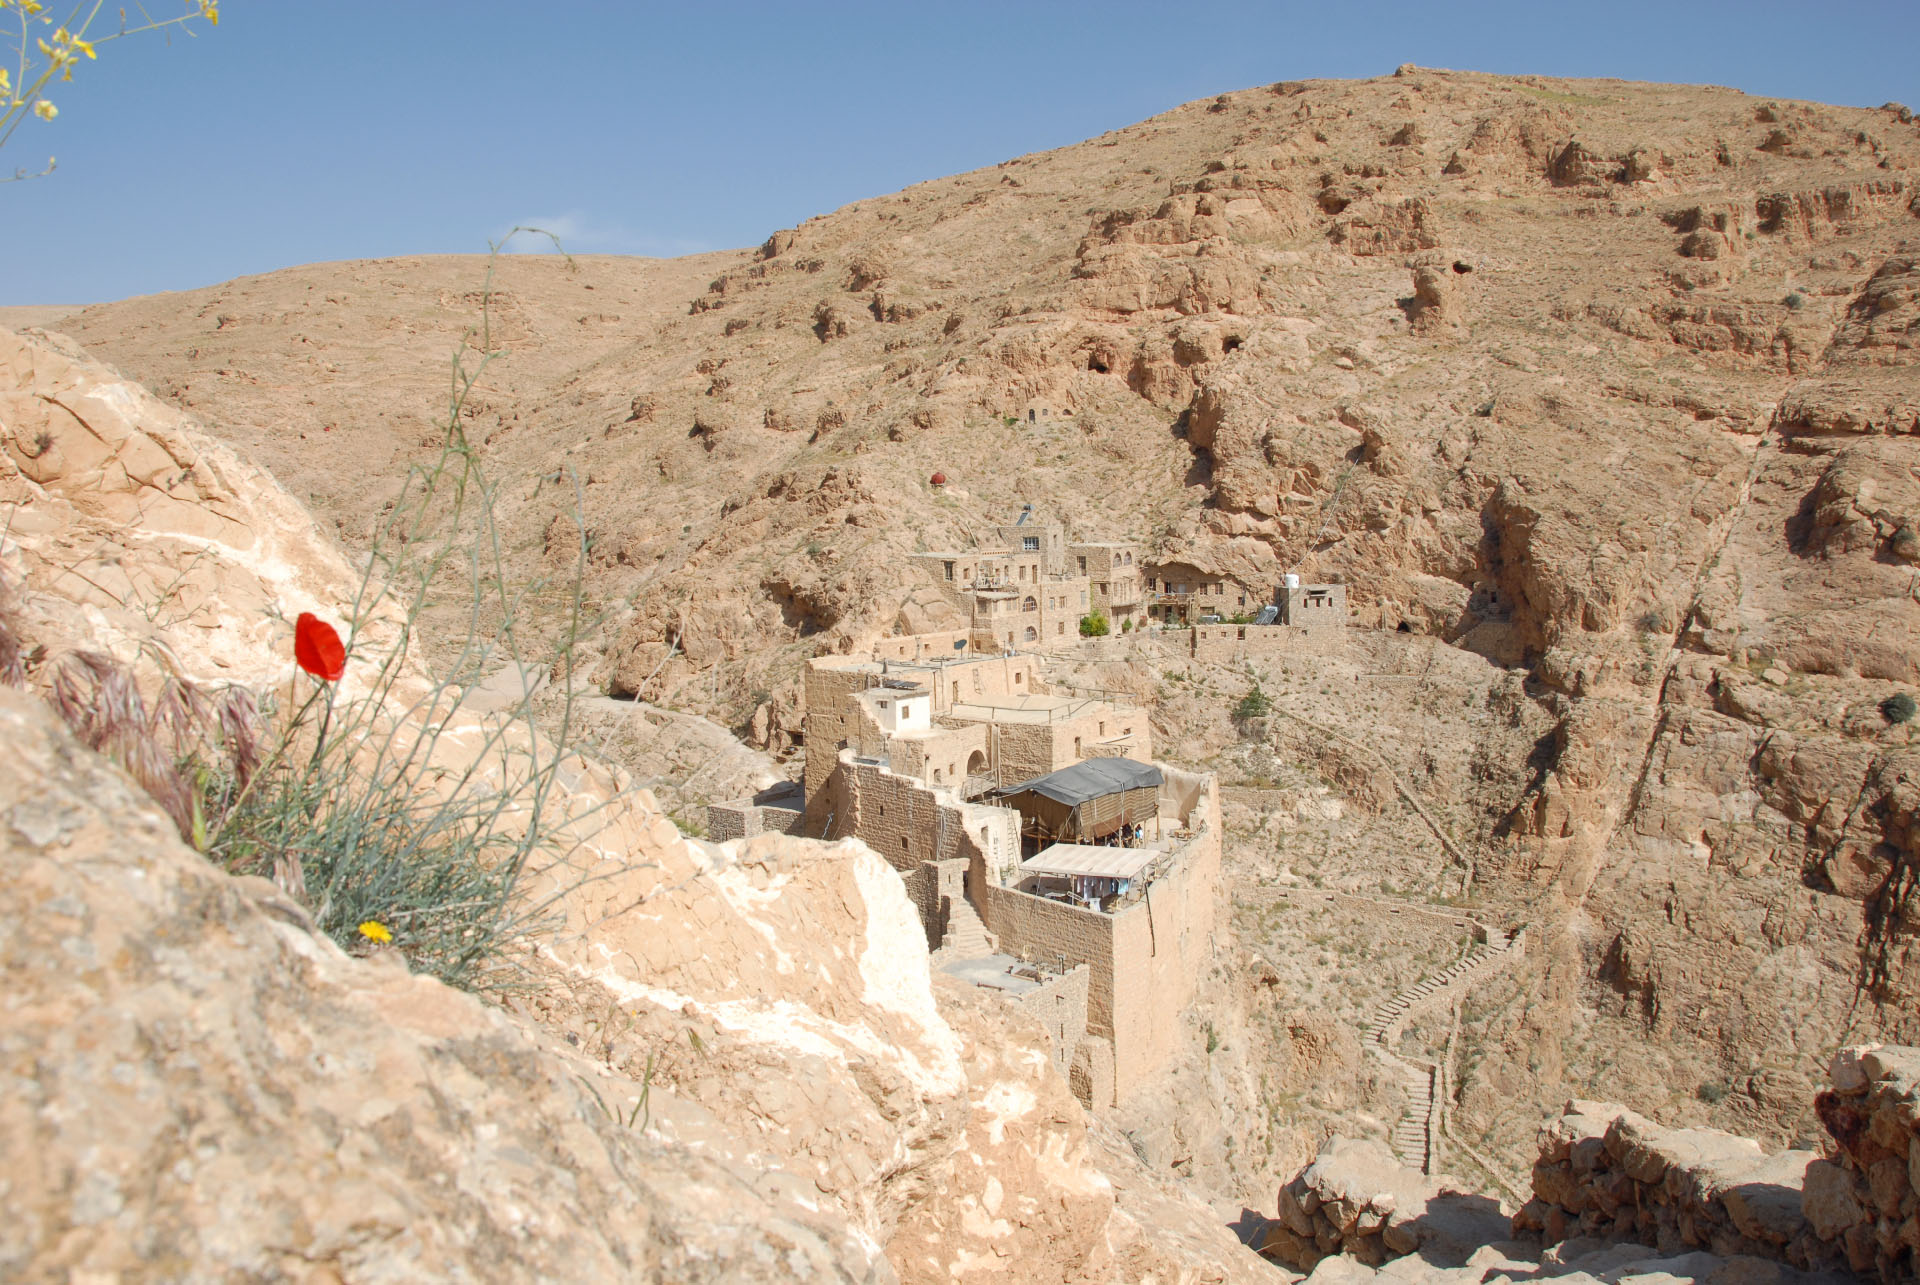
{"left": 1020, "top": 843, "right": 1156, "bottom": 882}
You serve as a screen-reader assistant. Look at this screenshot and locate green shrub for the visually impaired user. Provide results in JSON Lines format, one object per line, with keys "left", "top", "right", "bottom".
{"left": 1233, "top": 683, "right": 1273, "bottom": 723}
{"left": 1883, "top": 693, "right": 1917, "bottom": 724}
{"left": 1079, "top": 612, "right": 1110, "bottom": 637}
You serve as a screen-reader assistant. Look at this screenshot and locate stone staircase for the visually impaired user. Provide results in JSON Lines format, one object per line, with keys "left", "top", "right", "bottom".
{"left": 938, "top": 893, "right": 996, "bottom": 958}
{"left": 1364, "top": 928, "right": 1522, "bottom": 1174}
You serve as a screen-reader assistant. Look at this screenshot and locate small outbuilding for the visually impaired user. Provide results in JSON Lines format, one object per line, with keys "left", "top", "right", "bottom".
{"left": 998, "top": 757, "right": 1163, "bottom": 847}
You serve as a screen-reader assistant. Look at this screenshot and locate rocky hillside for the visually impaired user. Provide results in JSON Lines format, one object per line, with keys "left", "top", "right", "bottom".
{"left": 33, "top": 66, "right": 1920, "bottom": 1196}
{"left": 0, "top": 327, "right": 1268, "bottom": 1281}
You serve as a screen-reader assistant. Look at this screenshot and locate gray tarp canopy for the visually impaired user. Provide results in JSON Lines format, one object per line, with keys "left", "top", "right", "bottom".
{"left": 1000, "top": 757, "right": 1163, "bottom": 805}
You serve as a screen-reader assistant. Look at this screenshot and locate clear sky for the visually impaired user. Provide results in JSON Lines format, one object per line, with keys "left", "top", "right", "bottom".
{"left": 8, "top": 1, "right": 1918, "bottom": 304}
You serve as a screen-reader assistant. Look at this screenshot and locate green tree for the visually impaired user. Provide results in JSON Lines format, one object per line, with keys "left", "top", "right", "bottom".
{"left": 1078, "top": 611, "right": 1109, "bottom": 637}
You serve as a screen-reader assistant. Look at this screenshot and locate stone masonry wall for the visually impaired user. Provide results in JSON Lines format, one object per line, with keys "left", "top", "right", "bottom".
{"left": 984, "top": 886, "right": 1118, "bottom": 1037}
{"left": 705, "top": 801, "right": 803, "bottom": 843}
{"left": 1105, "top": 783, "right": 1220, "bottom": 1101}
{"left": 901, "top": 862, "right": 947, "bottom": 951}
{"left": 872, "top": 629, "right": 973, "bottom": 662}
{"left": 1514, "top": 1044, "right": 1920, "bottom": 1281}
{"left": 885, "top": 722, "right": 986, "bottom": 789}
{"left": 1015, "top": 964, "right": 1091, "bottom": 1077}
{"left": 844, "top": 757, "right": 983, "bottom": 874}
{"left": 1190, "top": 623, "right": 1346, "bottom": 664}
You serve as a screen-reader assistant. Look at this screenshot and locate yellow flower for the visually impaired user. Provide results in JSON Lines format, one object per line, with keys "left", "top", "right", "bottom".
{"left": 200, "top": 1, "right": 218, "bottom": 24}
{"left": 32, "top": 99, "right": 55, "bottom": 120}
{"left": 358, "top": 920, "right": 393, "bottom": 944}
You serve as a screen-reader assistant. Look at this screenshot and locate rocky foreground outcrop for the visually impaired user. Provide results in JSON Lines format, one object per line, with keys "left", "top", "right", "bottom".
{"left": 1257, "top": 1132, "right": 1848, "bottom": 1285}
{"left": 0, "top": 325, "right": 1271, "bottom": 1281}
{"left": 1265, "top": 1137, "right": 1510, "bottom": 1267}
{"left": 1516, "top": 1044, "right": 1920, "bottom": 1281}
{"left": 0, "top": 685, "right": 885, "bottom": 1281}
{"left": 1254, "top": 1043, "right": 1920, "bottom": 1285}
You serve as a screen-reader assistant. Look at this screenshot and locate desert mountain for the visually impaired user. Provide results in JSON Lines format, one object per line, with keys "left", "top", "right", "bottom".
{"left": 38, "top": 65, "right": 1920, "bottom": 1218}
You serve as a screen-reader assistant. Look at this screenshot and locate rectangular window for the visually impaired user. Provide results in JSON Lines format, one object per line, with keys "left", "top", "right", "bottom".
{"left": 944, "top": 561, "right": 954, "bottom": 581}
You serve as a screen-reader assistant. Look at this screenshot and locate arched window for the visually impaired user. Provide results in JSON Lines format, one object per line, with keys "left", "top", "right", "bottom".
{"left": 1024, "top": 626, "right": 1038, "bottom": 642}
{"left": 1022, "top": 596, "right": 1037, "bottom": 612}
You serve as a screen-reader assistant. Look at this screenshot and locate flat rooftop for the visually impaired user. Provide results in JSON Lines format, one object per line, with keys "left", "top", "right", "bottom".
{"left": 938, "top": 953, "right": 1040, "bottom": 993}
{"left": 948, "top": 694, "right": 1114, "bottom": 724}
{"left": 812, "top": 652, "right": 992, "bottom": 676}
{"left": 1022, "top": 843, "right": 1158, "bottom": 882}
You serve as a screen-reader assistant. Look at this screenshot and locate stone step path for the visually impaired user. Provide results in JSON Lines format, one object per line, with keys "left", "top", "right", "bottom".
{"left": 938, "top": 893, "right": 996, "bottom": 958}
{"left": 1364, "top": 928, "right": 1521, "bottom": 1175}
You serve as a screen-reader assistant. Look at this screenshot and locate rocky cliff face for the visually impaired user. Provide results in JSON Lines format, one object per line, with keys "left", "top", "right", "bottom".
{"left": 0, "top": 327, "right": 1268, "bottom": 1281}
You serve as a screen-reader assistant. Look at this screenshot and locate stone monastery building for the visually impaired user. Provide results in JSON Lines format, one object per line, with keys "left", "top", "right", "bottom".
{"left": 712, "top": 507, "right": 1351, "bottom": 1110}
{"left": 908, "top": 504, "right": 1147, "bottom": 647}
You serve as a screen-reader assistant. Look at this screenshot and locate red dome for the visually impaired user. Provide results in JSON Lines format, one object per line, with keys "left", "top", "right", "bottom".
{"left": 929, "top": 472, "right": 947, "bottom": 485}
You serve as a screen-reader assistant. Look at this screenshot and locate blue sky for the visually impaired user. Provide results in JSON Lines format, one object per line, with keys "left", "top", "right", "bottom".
{"left": 8, "top": 1, "right": 1918, "bottom": 304}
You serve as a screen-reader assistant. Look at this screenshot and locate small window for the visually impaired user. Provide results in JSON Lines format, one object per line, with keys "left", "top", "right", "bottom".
{"left": 1098, "top": 582, "right": 1108, "bottom": 594}
{"left": 944, "top": 561, "right": 954, "bottom": 581}
{"left": 1023, "top": 536, "right": 1039, "bottom": 552}
{"left": 901, "top": 837, "right": 909, "bottom": 852}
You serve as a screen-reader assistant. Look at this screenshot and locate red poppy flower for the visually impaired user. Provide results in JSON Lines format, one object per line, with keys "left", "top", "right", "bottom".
{"left": 293, "top": 612, "right": 346, "bottom": 682}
